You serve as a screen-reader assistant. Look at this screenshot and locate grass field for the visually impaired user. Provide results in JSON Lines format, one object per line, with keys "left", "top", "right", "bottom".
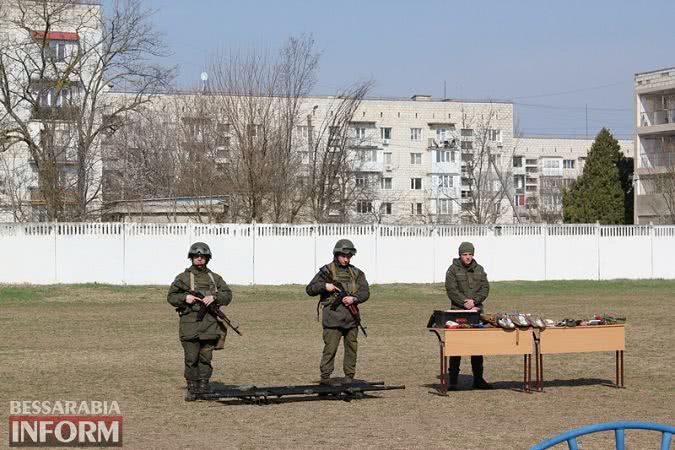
{"left": 1, "top": 280, "right": 674, "bottom": 449}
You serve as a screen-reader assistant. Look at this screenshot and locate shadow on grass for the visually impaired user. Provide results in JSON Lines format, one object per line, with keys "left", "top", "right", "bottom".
{"left": 423, "top": 374, "right": 614, "bottom": 394}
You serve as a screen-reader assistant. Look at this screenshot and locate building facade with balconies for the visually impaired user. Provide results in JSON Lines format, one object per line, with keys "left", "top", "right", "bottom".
{"left": 634, "top": 67, "right": 675, "bottom": 224}
{"left": 513, "top": 136, "right": 633, "bottom": 223}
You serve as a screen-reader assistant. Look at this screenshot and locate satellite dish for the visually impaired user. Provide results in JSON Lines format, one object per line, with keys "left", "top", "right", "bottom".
{"left": 200, "top": 72, "right": 208, "bottom": 82}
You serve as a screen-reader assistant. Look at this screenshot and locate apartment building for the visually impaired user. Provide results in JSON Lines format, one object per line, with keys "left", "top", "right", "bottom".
{"left": 512, "top": 137, "right": 633, "bottom": 223}
{"left": 100, "top": 91, "right": 515, "bottom": 224}
{"left": 0, "top": 0, "right": 104, "bottom": 222}
{"left": 634, "top": 67, "right": 675, "bottom": 224}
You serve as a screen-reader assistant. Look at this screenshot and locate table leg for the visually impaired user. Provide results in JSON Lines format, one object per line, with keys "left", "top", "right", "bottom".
{"left": 439, "top": 346, "right": 447, "bottom": 395}
{"left": 539, "top": 353, "right": 544, "bottom": 392}
{"left": 523, "top": 355, "right": 530, "bottom": 392}
{"left": 534, "top": 351, "right": 539, "bottom": 392}
{"left": 615, "top": 350, "right": 619, "bottom": 388}
{"left": 620, "top": 350, "right": 624, "bottom": 388}
{"left": 528, "top": 354, "right": 532, "bottom": 392}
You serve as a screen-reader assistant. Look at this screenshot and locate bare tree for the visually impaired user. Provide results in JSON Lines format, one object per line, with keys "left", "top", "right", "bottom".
{"left": 457, "top": 106, "right": 515, "bottom": 224}
{"left": 304, "top": 82, "right": 373, "bottom": 222}
{"left": 0, "top": 0, "right": 172, "bottom": 221}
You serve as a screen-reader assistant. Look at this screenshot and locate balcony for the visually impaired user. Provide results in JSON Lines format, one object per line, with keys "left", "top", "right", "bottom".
{"left": 428, "top": 137, "right": 459, "bottom": 149}
{"left": 542, "top": 167, "right": 563, "bottom": 177}
{"left": 30, "top": 188, "right": 79, "bottom": 205}
{"left": 637, "top": 151, "right": 675, "bottom": 175}
{"left": 31, "top": 105, "right": 80, "bottom": 121}
{"left": 638, "top": 109, "right": 675, "bottom": 135}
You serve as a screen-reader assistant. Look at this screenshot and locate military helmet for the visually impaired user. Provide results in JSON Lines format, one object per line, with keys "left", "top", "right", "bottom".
{"left": 188, "top": 242, "right": 212, "bottom": 260}
{"left": 333, "top": 239, "right": 357, "bottom": 256}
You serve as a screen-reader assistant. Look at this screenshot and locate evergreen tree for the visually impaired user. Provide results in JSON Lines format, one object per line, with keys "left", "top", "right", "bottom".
{"left": 563, "top": 128, "right": 627, "bottom": 224}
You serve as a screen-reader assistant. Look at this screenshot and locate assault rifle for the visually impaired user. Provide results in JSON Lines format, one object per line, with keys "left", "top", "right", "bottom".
{"left": 174, "top": 279, "right": 242, "bottom": 336}
{"left": 319, "top": 267, "right": 367, "bottom": 337}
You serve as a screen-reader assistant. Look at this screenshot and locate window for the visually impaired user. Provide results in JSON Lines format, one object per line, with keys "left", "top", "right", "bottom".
{"left": 383, "top": 152, "right": 392, "bottom": 165}
{"left": 563, "top": 159, "right": 575, "bottom": 169}
{"left": 216, "top": 135, "right": 231, "bottom": 148}
{"left": 490, "top": 154, "right": 502, "bottom": 165}
{"left": 380, "top": 127, "right": 392, "bottom": 140}
{"left": 328, "top": 126, "right": 340, "bottom": 147}
{"left": 410, "top": 128, "right": 422, "bottom": 141}
{"left": 47, "top": 40, "right": 71, "bottom": 62}
{"left": 513, "top": 156, "right": 523, "bottom": 167}
{"left": 356, "top": 200, "right": 373, "bottom": 214}
{"left": 354, "top": 127, "right": 366, "bottom": 140}
{"left": 411, "top": 202, "right": 423, "bottom": 215}
{"left": 543, "top": 159, "right": 561, "bottom": 169}
{"left": 461, "top": 141, "right": 473, "bottom": 150}
{"left": 355, "top": 174, "right": 367, "bottom": 187}
{"left": 514, "top": 194, "right": 525, "bottom": 206}
{"left": 437, "top": 198, "right": 451, "bottom": 214}
{"left": 410, "top": 153, "right": 422, "bottom": 165}
{"left": 299, "top": 151, "right": 309, "bottom": 164}
{"left": 359, "top": 149, "right": 377, "bottom": 162}
{"left": 513, "top": 175, "right": 525, "bottom": 189}
{"left": 380, "top": 202, "right": 392, "bottom": 215}
{"left": 410, "top": 178, "right": 422, "bottom": 190}
{"left": 38, "top": 88, "right": 72, "bottom": 107}
{"left": 436, "top": 150, "right": 451, "bottom": 163}
{"left": 487, "top": 129, "right": 502, "bottom": 142}
{"left": 461, "top": 128, "right": 473, "bottom": 137}
{"left": 437, "top": 175, "right": 453, "bottom": 188}
{"left": 247, "top": 124, "right": 261, "bottom": 137}
{"left": 297, "top": 125, "right": 311, "bottom": 139}
{"left": 436, "top": 128, "right": 451, "bottom": 140}
{"left": 526, "top": 159, "right": 538, "bottom": 165}
{"left": 381, "top": 177, "right": 392, "bottom": 190}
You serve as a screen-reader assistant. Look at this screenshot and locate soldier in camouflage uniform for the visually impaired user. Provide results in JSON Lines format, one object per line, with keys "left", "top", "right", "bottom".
{"left": 445, "top": 241, "right": 493, "bottom": 390}
{"left": 167, "top": 242, "right": 232, "bottom": 401}
{"left": 306, "top": 239, "right": 370, "bottom": 385}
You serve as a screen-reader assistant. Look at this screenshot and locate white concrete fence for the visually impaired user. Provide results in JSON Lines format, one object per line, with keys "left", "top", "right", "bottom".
{"left": 1, "top": 222, "right": 674, "bottom": 285}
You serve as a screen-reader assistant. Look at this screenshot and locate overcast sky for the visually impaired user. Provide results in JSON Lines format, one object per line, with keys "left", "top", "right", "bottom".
{"left": 105, "top": 0, "right": 675, "bottom": 139}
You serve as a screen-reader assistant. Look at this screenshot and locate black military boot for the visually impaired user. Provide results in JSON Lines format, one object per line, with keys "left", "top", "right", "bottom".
{"left": 471, "top": 356, "right": 492, "bottom": 389}
{"left": 448, "top": 356, "right": 461, "bottom": 390}
{"left": 198, "top": 379, "right": 210, "bottom": 395}
{"left": 184, "top": 381, "right": 197, "bottom": 402}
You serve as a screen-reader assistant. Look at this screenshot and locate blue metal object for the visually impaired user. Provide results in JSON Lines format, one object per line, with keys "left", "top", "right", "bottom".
{"left": 530, "top": 421, "right": 675, "bottom": 450}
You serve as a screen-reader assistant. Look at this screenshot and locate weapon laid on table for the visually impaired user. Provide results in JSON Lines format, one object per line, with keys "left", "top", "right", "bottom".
{"left": 318, "top": 267, "right": 368, "bottom": 337}
{"left": 174, "top": 279, "right": 242, "bottom": 336}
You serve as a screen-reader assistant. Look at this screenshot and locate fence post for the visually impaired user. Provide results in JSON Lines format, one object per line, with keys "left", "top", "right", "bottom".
{"left": 251, "top": 221, "right": 256, "bottom": 286}
{"left": 542, "top": 223, "right": 547, "bottom": 281}
{"left": 649, "top": 222, "right": 654, "bottom": 279}
{"left": 596, "top": 221, "right": 601, "bottom": 281}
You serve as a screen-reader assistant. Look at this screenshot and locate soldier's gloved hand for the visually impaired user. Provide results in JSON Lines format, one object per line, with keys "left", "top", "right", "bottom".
{"left": 201, "top": 295, "right": 215, "bottom": 306}
{"left": 463, "top": 299, "right": 475, "bottom": 310}
{"left": 185, "top": 294, "right": 199, "bottom": 304}
{"left": 325, "top": 283, "right": 341, "bottom": 293}
{"left": 342, "top": 296, "right": 355, "bottom": 306}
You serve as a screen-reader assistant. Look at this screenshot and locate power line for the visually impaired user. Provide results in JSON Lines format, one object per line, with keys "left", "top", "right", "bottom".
{"left": 511, "top": 81, "right": 630, "bottom": 100}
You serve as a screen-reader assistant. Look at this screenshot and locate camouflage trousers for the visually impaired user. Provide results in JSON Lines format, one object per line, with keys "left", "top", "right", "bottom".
{"left": 181, "top": 338, "right": 217, "bottom": 381}
{"left": 320, "top": 327, "right": 358, "bottom": 380}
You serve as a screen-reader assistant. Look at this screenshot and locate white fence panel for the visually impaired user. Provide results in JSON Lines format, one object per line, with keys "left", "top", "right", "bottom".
{"left": 55, "top": 223, "right": 124, "bottom": 284}
{"left": 546, "top": 225, "right": 599, "bottom": 280}
{"left": 599, "top": 226, "right": 652, "bottom": 280}
{"left": 0, "top": 224, "right": 56, "bottom": 284}
{"left": 124, "top": 224, "right": 192, "bottom": 285}
{"left": 653, "top": 227, "right": 675, "bottom": 279}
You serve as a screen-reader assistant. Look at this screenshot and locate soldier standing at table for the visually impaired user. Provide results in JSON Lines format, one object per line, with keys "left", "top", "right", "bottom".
{"left": 445, "top": 241, "right": 493, "bottom": 390}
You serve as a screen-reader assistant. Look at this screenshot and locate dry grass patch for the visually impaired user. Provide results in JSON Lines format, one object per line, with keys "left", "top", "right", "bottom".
{"left": 1, "top": 280, "right": 673, "bottom": 449}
